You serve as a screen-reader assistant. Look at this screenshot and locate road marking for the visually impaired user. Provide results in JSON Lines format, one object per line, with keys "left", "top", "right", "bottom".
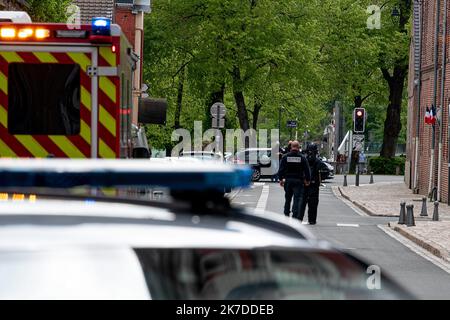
{"left": 254, "top": 185, "right": 270, "bottom": 214}
{"left": 378, "top": 225, "right": 450, "bottom": 274}
{"left": 337, "top": 223, "right": 360, "bottom": 227}
{"left": 253, "top": 182, "right": 266, "bottom": 187}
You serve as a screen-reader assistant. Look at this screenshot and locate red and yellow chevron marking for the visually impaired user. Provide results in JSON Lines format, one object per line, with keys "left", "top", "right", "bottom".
{"left": 98, "top": 46, "right": 119, "bottom": 159}
{"left": 0, "top": 49, "right": 119, "bottom": 159}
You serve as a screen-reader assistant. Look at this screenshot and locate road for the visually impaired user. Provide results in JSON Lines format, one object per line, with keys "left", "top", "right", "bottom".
{"left": 231, "top": 175, "right": 450, "bottom": 299}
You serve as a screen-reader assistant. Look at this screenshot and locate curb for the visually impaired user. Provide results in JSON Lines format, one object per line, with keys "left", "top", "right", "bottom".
{"left": 337, "top": 186, "right": 398, "bottom": 217}
{"left": 389, "top": 223, "right": 450, "bottom": 262}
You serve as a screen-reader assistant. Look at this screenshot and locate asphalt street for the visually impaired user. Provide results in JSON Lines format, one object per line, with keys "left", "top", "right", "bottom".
{"left": 231, "top": 175, "right": 450, "bottom": 299}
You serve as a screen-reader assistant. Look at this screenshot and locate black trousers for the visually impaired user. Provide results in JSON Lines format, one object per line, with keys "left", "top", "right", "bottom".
{"left": 283, "top": 179, "right": 304, "bottom": 218}
{"left": 299, "top": 185, "right": 320, "bottom": 223}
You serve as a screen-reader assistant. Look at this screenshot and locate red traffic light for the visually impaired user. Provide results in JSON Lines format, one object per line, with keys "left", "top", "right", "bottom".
{"left": 354, "top": 108, "right": 366, "bottom": 133}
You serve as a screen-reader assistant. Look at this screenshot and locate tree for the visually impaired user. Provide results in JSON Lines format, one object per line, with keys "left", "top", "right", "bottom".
{"left": 377, "top": 0, "right": 412, "bottom": 158}
{"left": 142, "top": 0, "right": 409, "bottom": 154}
{"left": 316, "top": 0, "right": 410, "bottom": 157}
{"left": 25, "top": 0, "right": 73, "bottom": 23}
{"left": 143, "top": 0, "right": 329, "bottom": 151}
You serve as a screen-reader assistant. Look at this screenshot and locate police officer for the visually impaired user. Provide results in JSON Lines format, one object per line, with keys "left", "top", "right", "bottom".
{"left": 278, "top": 141, "right": 311, "bottom": 218}
{"left": 299, "top": 143, "right": 322, "bottom": 225}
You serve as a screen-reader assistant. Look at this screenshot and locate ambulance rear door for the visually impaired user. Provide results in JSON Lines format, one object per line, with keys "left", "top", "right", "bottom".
{"left": 0, "top": 43, "right": 118, "bottom": 159}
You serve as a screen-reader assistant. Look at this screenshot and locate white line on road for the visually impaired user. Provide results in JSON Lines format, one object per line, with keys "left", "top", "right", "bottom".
{"left": 378, "top": 225, "right": 450, "bottom": 274}
{"left": 254, "top": 185, "right": 270, "bottom": 214}
{"left": 253, "top": 182, "right": 266, "bottom": 186}
{"left": 337, "top": 223, "right": 360, "bottom": 227}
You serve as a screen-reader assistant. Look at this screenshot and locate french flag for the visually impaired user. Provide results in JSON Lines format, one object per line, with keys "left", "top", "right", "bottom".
{"left": 430, "top": 105, "right": 437, "bottom": 125}
{"left": 425, "top": 107, "right": 431, "bottom": 124}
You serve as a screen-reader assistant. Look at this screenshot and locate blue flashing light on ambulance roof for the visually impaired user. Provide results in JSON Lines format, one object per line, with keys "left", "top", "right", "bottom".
{"left": 0, "top": 159, "right": 253, "bottom": 192}
{"left": 91, "top": 17, "right": 111, "bottom": 36}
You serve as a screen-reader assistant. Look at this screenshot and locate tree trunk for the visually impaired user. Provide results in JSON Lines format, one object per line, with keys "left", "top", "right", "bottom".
{"left": 232, "top": 66, "right": 250, "bottom": 131}
{"left": 205, "top": 84, "right": 225, "bottom": 126}
{"left": 354, "top": 95, "right": 362, "bottom": 109}
{"left": 380, "top": 66, "right": 407, "bottom": 158}
{"left": 252, "top": 99, "right": 262, "bottom": 130}
{"left": 174, "top": 67, "right": 185, "bottom": 129}
{"left": 379, "top": 0, "right": 411, "bottom": 158}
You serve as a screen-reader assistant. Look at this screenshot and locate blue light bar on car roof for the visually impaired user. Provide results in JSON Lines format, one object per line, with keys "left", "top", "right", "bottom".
{"left": 0, "top": 159, "right": 252, "bottom": 191}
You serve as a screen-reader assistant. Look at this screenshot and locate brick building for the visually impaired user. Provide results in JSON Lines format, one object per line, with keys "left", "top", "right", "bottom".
{"left": 73, "top": 0, "right": 150, "bottom": 123}
{"left": 408, "top": 0, "right": 450, "bottom": 204}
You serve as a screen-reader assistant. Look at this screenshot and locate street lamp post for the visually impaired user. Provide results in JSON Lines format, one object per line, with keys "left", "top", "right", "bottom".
{"left": 278, "top": 106, "right": 284, "bottom": 142}
{"left": 278, "top": 106, "right": 281, "bottom": 134}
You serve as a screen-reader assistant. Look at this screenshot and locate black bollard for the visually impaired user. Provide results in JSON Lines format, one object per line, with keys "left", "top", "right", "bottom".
{"left": 398, "top": 202, "right": 406, "bottom": 225}
{"left": 343, "top": 174, "right": 348, "bottom": 187}
{"left": 355, "top": 167, "right": 360, "bottom": 187}
{"left": 370, "top": 172, "right": 374, "bottom": 184}
{"left": 406, "top": 205, "right": 416, "bottom": 227}
{"left": 433, "top": 201, "right": 439, "bottom": 221}
{"left": 420, "top": 197, "right": 428, "bottom": 217}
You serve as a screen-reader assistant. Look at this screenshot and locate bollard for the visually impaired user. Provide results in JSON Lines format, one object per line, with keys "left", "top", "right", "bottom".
{"left": 406, "top": 205, "right": 416, "bottom": 227}
{"left": 420, "top": 197, "right": 428, "bottom": 217}
{"left": 370, "top": 172, "right": 374, "bottom": 184}
{"left": 433, "top": 201, "right": 439, "bottom": 221}
{"left": 355, "top": 167, "right": 360, "bottom": 187}
{"left": 343, "top": 174, "right": 348, "bottom": 187}
{"left": 398, "top": 202, "right": 406, "bottom": 224}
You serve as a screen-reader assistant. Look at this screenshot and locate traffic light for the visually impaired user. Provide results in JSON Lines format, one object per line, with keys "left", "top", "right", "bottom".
{"left": 353, "top": 108, "right": 366, "bottom": 133}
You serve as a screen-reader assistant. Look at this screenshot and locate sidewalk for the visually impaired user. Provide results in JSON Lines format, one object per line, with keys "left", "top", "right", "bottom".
{"left": 335, "top": 182, "right": 450, "bottom": 263}
{"left": 337, "top": 182, "right": 450, "bottom": 219}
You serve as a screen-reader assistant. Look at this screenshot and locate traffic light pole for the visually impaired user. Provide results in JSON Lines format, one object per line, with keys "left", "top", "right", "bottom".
{"left": 347, "top": 130, "right": 352, "bottom": 174}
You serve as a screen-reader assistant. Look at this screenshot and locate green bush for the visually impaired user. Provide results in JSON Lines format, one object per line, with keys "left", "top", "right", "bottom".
{"left": 368, "top": 156, "right": 405, "bottom": 175}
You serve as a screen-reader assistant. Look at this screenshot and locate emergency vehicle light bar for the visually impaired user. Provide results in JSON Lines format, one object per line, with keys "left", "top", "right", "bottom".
{"left": 0, "top": 159, "right": 252, "bottom": 191}
{"left": 0, "top": 26, "right": 50, "bottom": 40}
{"left": 92, "top": 17, "right": 111, "bottom": 36}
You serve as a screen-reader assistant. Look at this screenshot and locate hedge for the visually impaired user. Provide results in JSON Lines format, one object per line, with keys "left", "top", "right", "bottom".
{"left": 368, "top": 156, "right": 405, "bottom": 175}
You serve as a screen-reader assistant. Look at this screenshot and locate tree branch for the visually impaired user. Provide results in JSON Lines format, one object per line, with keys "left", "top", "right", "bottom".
{"left": 361, "top": 92, "right": 376, "bottom": 103}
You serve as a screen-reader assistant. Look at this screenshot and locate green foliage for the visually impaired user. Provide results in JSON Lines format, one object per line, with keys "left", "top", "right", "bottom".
{"left": 368, "top": 156, "right": 405, "bottom": 175}
{"left": 26, "top": 0, "right": 73, "bottom": 23}
{"left": 143, "top": 0, "right": 331, "bottom": 149}
{"left": 142, "top": 0, "right": 410, "bottom": 151}
{"left": 317, "top": 0, "right": 409, "bottom": 152}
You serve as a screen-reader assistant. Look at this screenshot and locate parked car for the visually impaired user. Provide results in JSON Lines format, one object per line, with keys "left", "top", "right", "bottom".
{"left": 179, "top": 151, "right": 224, "bottom": 162}
{"left": 234, "top": 148, "right": 278, "bottom": 182}
{"left": 320, "top": 160, "right": 335, "bottom": 180}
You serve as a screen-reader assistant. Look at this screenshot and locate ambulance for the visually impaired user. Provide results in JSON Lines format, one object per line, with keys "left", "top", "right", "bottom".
{"left": 0, "top": 12, "right": 166, "bottom": 159}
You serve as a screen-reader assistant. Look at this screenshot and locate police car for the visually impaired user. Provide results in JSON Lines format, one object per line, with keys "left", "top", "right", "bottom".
{"left": 0, "top": 159, "right": 413, "bottom": 299}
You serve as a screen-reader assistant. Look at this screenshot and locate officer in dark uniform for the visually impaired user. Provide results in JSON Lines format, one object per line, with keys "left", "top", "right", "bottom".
{"left": 278, "top": 141, "right": 311, "bottom": 218}
{"left": 299, "top": 143, "right": 322, "bottom": 225}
